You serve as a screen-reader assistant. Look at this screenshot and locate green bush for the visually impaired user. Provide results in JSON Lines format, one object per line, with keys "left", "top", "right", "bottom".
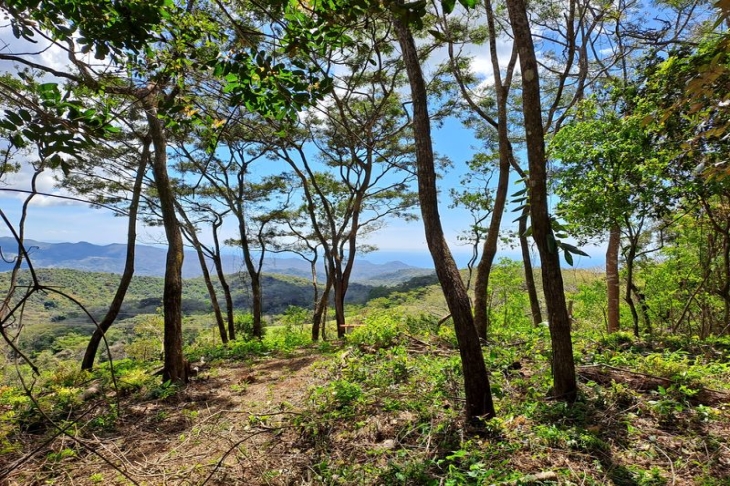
{"left": 346, "top": 310, "right": 404, "bottom": 348}
{"left": 234, "top": 312, "right": 262, "bottom": 341}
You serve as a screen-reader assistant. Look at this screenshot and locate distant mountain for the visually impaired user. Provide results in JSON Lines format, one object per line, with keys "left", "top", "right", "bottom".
{"left": 0, "top": 238, "right": 433, "bottom": 284}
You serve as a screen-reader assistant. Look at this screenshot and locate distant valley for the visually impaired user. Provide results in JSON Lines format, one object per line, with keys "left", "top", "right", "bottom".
{"left": 0, "top": 237, "right": 433, "bottom": 285}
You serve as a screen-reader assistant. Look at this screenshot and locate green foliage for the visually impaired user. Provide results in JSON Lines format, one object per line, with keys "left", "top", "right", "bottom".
{"left": 125, "top": 314, "right": 164, "bottom": 362}
{"left": 486, "top": 258, "right": 532, "bottom": 331}
{"left": 263, "top": 324, "right": 309, "bottom": 353}
{"left": 149, "top": 380, "right": 179, "bottom": 400}
{"left": 3, "top": 0, "right": 170, "bottom": 60}
{"left": 550, "top": 97, "right": 669, "bottom": 244}
{"left": 233, "top": 312, "right": 260, "bottom": 341}
{"left": 346, "top": 310, "right": 405, "bottom": 349}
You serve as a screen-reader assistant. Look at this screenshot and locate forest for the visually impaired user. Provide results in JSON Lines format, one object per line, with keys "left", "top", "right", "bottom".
{"left": 0, "top": 0, "right": 729, "bottom": 483}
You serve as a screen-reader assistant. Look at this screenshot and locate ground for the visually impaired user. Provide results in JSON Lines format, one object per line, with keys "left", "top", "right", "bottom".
{"left": 4, "top": 351, "right": 327, "bottom": 485}
{"left": 2, "top": 337, "right": 730, "bottom": 485}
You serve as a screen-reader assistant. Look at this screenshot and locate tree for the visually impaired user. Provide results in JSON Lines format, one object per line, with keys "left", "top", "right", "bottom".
{"left": 265, "top": 16, "right": 419, "bottom": 338}
{"left": 81, "top": 136, "right": 149, "bottom": 370}
{"left": 505, "top": 0, "right": 577, "bottom": 401}
{"left": 394, "top": 13, "right": 495, "bottom": 420}
{"left": 434, "top": 0, "right": 519, "bottom": 340}
{"left": 550, "top": 100, "right": 669, "bottom": 336}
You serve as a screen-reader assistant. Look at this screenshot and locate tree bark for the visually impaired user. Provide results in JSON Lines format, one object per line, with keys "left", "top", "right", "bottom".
{"left": 176, "top": 204, "right": 228, "bottom": 344}
{"left": 519, "top": 205, "right": 543, "bottom": 326}
{"left": 144, "top": 93, "right": 187, "bottom": 384}
{"left": 395, "top": 17, "right": 495, "bottom": 420}
{"left": 472, "top": 0, "right": 512, "bottom": 341}
{"left": 81, "top": 138, "right": 148, "bottom": 371}
{"left": 606, "top": 224, "right": 621, "bottom": 333}
{"left": 505, "top": 0, "right": 577, "bottom": 401}
{"left": 211, "top": 215, "right": 236, "bottom": 340}
{"left": 510, "top": 152, "right": 543, "bottom": 327}
{"left": 313, "top": 273, "right": 333, "bottom": 341}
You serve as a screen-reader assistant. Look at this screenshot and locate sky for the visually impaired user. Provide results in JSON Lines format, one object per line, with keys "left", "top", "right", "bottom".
{"left": 0, "top": 118, "right": 606, "bottom": 269}
{"left": 0, "top": 8, "right": 609, "bottom": 271}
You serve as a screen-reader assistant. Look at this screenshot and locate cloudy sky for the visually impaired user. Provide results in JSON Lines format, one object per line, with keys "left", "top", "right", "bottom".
{"left": 0, "top": 9, "right": 605, "bottom": 270}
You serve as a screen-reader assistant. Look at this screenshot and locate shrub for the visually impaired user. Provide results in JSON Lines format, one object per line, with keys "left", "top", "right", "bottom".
{"left": 346, "top": 310, "right": 405, "bottom": 349}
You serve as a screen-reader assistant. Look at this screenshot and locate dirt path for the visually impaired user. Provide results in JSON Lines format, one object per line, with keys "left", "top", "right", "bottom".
{"left": 7, "top": 351, "right": 327, "bottom": 486}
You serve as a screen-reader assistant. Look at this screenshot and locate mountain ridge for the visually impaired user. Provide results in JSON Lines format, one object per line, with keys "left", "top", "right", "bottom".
{"left": 0, "top": 237, "right": 432, "bottom": 284}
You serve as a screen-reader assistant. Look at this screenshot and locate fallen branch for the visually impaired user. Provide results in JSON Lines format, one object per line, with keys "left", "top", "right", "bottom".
{"left": 494, "top": 471, "right": 558, "bottom": 485}
{"left": 578, "top": 365, "right": 729, "bottom": 406}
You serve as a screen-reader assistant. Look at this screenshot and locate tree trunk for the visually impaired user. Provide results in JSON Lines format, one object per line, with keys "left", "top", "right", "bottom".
{"left": 631, "top": 283, "right": 651, "bottom": 335}
{"left": 520, "top": 206, "right": 543, "bottom": 326}
{"left": 505, "top": 0, "right": 577, "bottom": 402}
{"left": 211, "top": 216, "right": 235, "bottom": 340}
{"left": 251, "top": 273, "right": 263, "bottom": 338}
{"left": 606, "top": 224, "right": 621, "bottom": 333}
{"left": 332, "top": 260, "right": 346, "bottom": 338}
{"left": 177, "top": 208, "right": 228, "bottom": 344}
{"left": 81, "top": 138, "right": 148, "bottom": 371}
{"left": 144, "top": 94, "right": 187, "bottom": 385}
{"left": 472, "top": 0, "right": 513, "bottom": 341}
{"left": 624, "top": 234, "right": 640, "bottom": 337}
{"left": 510, "top": 152, "right": 543, "bottom": 327}
{"left": 313, "top": 276, "right": 332, "bottom": 341}
{"left": 395, "top": 17, "right": 495, "bottom": 420}
{"left": 237, "top": 216, "right": 264, "bottom": 338}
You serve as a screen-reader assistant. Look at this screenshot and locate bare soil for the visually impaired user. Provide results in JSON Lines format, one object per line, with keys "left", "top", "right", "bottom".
{"left": 3, "top": 351, "right": 327, "bottom": 486}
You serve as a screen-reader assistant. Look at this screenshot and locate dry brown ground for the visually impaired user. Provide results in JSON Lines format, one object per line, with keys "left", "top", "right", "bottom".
{"left": 3, "top": 351, "right": 327, "bottom": 486}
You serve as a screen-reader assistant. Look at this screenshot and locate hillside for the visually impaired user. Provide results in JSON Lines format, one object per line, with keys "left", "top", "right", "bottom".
{"left": 0, "top": 238, "right": 433, "bottom": 284}
{"left": 0, "top": 268, "right": 379, "bottom": 339}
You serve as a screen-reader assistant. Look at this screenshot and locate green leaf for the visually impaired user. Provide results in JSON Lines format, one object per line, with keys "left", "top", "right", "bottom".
{"left": 564, "top": 250, "right": 574, "bottom": 266}
{"left": 441, "top": 0, "right": 456, "bottom": 13}
{"left": 4, "top": 110, "right": 23, "bottom": 127}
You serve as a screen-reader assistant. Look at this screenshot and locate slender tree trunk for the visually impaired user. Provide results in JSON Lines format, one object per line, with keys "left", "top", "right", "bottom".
{"left": 606, "top": 224, "right": 621, "bottom": 334}
{"left": 144, "top": 95, "right": 186, "bottom": 384}
{"left": 177, "top": 211, "right": 228, "bottom": 344}
{"left": 211, "top": 217, "right": 235, "bottom": 340}
{"left": 332, "top": 260, "right": 347, "bottom": 338}
{"left": 510, "top": 155, "right": 543, "bottom": 326}
{"left": 81, "top": 138, "right": 148, "bottom": 370}
{"left": 395, "top": 18, "right": 495, "bottom": 420}
{"left": 473, "top": 0, "right": 513, "bottom": 341}
{"left": 237, "top": 217, "right": 264, "bottom": 338}
{"left": 520, "top": 207, "right": 543, "bottom": 326}
{"left": 506, "top": 0, "right": 577, "bottom": 402}
{"left": 250, "top": 272, "right": 263, "bottom": 338}
{"left": 313, "top": 276, "right": 333, "bottom": 341}
{"left": 624, "top": 239, "right": 640, "bottom": 337}
{"left": 631, "top": 283, "right": 651, "bottom": 334}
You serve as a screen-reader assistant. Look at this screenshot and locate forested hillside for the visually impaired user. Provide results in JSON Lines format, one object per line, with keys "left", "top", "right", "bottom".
{"left": 0, "top": 268, "right": 382, "bottom": 353}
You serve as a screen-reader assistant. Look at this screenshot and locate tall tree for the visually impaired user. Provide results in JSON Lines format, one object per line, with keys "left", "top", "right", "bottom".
{"left": 394, "top": 13, "right": 495, "bottom": 420}
{"left": 505, "top": 0, "right": 577, "bottom": 401}
{"left": 550, "top": 100, "right": 669, "bottom": 336}
{"left": 266, "top": 16, "right": 419, "bottom": 338}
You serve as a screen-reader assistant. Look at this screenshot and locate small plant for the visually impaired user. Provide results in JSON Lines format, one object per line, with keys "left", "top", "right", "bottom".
{"left": 346, "top": 311, "right": 404, "bottom": 349}
{"left": 46, "top": 447, "right": 77, "bottom": 462}
{"left": 234, "top": 312, "right": 261, "bottom": 341}
{"left": 149, "top": 380, "right": 178, "bottom": 400}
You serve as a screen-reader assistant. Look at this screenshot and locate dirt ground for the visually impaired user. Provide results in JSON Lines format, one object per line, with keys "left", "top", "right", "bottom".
{"left": 3, "top": 351, "right": 327, "bottom": 486}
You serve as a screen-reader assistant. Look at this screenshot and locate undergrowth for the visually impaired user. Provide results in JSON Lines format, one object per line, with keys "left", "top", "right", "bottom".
{"left": 1, "top": 305, "right": 729, "bottom": 484}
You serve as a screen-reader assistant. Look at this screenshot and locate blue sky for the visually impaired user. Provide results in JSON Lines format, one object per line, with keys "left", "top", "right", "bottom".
{"left": 0, "top": 114, "right": 606, "bottom": 270}
{"left": 0, "top": 12, "right": 610, "bottom": 271}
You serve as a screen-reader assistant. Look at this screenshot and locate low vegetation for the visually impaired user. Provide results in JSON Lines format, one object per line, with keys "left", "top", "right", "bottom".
{"left": 1, "top": 263, "right": 729, "bottom": 484}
